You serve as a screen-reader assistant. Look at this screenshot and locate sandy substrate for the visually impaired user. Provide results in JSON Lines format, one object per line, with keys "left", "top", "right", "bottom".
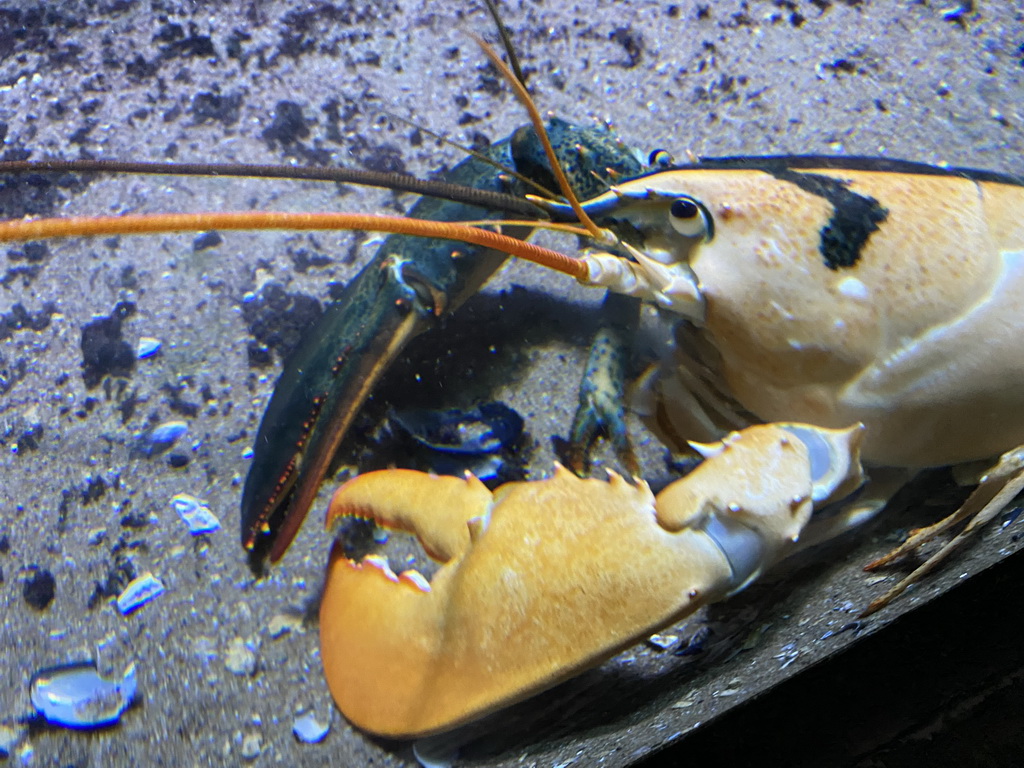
{"left": 1, "top": 1, "right": 1022, "bottom": 766}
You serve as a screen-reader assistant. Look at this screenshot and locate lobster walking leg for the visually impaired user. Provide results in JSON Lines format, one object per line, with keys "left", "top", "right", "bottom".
{"left": 560, "top": 291, "right": 641, "bottom": 476}
{"left": 862, "top": 446, "right": 1024, "bottom": 615}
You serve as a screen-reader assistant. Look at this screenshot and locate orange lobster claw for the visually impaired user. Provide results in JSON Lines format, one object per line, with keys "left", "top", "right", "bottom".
{"left": 320, "top": 423, "right": 864, "bottom": 738}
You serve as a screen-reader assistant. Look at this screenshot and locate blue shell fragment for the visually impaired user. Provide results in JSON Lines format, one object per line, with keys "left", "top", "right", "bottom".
{"left": 376, "top": 402, "right": 526, "bottom": 484}
{"left": 30, "top": 661, "right": 137, "bottom": 729}
{"left": 171, "top": 493, "right": 221, "bottom": 535}
{"left": 135, "top": 337, "right": 161, "bottom": 359}
{"left": 116, "top": 572, "right": 165, "bottom": 615}
{"left": 134, "top": 420, "right": 188, "bottom": 458}
{"left": 292, "top": 712, "right": 330, "bottom": 743}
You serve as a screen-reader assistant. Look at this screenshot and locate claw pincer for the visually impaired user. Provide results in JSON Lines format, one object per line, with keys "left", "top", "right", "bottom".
{"left": 319, "top": 422, "right": 864, "bottom": 738}
{"left": 240, "top": 119, "right": 647, "bottom": 568}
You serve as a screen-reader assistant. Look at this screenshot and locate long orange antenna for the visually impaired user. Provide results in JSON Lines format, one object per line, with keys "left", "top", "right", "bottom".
{"left": 0, "top": 211, "right": 588, "bottom": 280}
{"left": 471, "top": 35, "right": 604, "bottom": 240}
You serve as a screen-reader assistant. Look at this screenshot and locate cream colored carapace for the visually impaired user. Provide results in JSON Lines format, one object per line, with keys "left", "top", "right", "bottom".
{"left": 578, "top": 160, "right": 1024, "bottom": 610}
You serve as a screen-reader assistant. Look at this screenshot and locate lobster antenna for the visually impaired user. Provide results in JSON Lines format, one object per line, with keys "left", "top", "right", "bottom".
{"left": 0, "top": 159, "right": 544, "bottom": 219}
{"left": 375, "top": 109, "right": 559, "bottom": 199}
{"left": 0, "top": 211, "right": 589, "bottom": 280}
{"left": 484, "top": 0, "right": 527, "bottom": 87}
{"left": 470, "top": 35, "right": 604, "bottom": 240}
{"left": 369, "top": 2, "right": 553, "bottom": 200}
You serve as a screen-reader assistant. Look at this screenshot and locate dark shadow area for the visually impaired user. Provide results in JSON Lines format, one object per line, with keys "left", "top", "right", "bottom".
{"left": 637, "top": 541, "right": 1024, "bottom": 768}
{"left": 338, "top": 284, "right": 615, "bottom": 467}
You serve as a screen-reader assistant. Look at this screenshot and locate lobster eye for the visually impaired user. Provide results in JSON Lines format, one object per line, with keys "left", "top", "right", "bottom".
{"left": 667, "top": 195, "right": 712, "bottom": 239}
{"left": 648, "top": 148, "right": 674, "bottom": 168}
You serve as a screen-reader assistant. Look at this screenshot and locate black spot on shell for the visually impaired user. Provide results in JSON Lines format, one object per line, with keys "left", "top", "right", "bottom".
{"left": 766, "top": 169, "right": 888, "bottom": 270}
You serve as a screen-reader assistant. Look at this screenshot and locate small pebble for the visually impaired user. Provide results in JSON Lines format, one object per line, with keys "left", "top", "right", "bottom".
{"left": 224, "top": 637, "right": 257, "bottom": 676}
{"left": 292, "top": 712, "right": 330, "bottom": 743}
{"left": 149, "top": 420, "right": 188, "bottom": 444}
{"left": 193, "top": 231, "right": 223, "bottom": 252}
{"left": 136, "top": 420, "right": 188, "bottom": 458}
{"left": 0, "top": 724, "right": 24, "bottom": 757}
{"left": 267, "top": 612, "right": 304, "bottom": 639}
{"left": 192, "top": 636, "right": 217, "bottom": 662}
{"left": 167, "top": 453, "right": 189, "bottom": 468}
{"left": 646, "top": 633, "right": 678, "bottom": 651}
{"left": 87, "top": 527, "right": 107, "bottom": 546}
{"left": 22, "top": 567, "right": 56, "bottom": 611}
{"left": 239, "top": 731, "right": 262, "bottom": 760}
{"left": 116, "top": 573, "right": 165, "bottom": 615}
{"left": 171, "top": 494, "right": 221, "bottom": 535}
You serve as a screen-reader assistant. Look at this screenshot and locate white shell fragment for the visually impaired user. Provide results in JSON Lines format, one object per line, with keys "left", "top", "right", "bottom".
{"left": 116, "top": 573, "right": 165, "bottom": 615}
{"left": 30, "top": 661, "right": 137, "bottom": 728}
{"left": 646, "top": 633, "right": 679, "bottom": 651}
{"left": 135, "top": 420, "right": 188, "bottom": 458}
{"left": 149, "top": 420, "right": 188, "bottom": 444}
{"left": 292, "top": 712, "right": 330, "bottom": 743}
{"left": 171, "top": 493, "right": 221, "bottom": 535}
{"left": 135, "top": 337, "right": 162, "bottom": 359}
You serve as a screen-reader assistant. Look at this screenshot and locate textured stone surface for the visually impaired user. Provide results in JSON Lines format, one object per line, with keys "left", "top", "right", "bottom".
{"left": 0, "top": 1, "right": 1022, "bottom": 766}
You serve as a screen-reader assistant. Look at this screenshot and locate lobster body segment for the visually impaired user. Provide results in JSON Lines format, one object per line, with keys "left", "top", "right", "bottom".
{"left": 578, "top": 159, "right": 1024, "bottom": 469}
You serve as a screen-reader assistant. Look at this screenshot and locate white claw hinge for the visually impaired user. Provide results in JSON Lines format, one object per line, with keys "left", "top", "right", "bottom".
{"left": 581, "top": 242, "right": 706, "bottom": 322}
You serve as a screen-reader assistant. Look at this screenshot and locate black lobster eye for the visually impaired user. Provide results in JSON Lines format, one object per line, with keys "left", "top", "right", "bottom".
{"left": 667, "top": 195, "right": 712, "bottom": 239}
{"left": 670, "top": 198, "right": 698, "bottom": 220}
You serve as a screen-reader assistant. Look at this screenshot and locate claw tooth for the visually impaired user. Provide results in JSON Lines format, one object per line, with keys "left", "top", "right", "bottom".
{"left": 398, "top": 570, "right": 431, "bottom": 592}
{"left": 605, "top": 468, "right": 626, "bottom": 487}
{"left": 463, "top": 471, "right": 488, "bottom": 494}
{"left": 363, "top": 554, "right": 399, "bottom": 582}
{"left": 467, "top": 513, "right": 490, "bottom": 543}
{"left": 688, "top": 439, "right": 725, "bottom": 459}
